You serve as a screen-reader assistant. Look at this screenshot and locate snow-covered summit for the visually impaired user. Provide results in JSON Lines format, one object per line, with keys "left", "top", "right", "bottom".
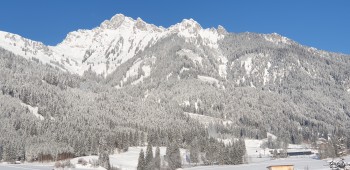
{"left": 0, "top": 14, "right": 227, "bottom": 76}
{"left": 264, "top": 32, "right": 293, "bottom": 45}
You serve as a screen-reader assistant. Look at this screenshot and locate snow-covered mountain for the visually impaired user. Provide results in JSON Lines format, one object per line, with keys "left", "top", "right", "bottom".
{"left": 0, "top": 14, "right": 226, "bottom": 76}
{"left": 1, "top": 13, "right": 350, "bottom": 163}
{"left": 1, "top": 13, "right": 349, "bottom": 93}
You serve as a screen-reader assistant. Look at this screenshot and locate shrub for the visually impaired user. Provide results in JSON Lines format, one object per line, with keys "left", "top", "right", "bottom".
{"left": 54, "top": 160, "right": 75, "bottom": 168}
{"left": 89, "top": 159, "right": 99, "bottom": 168}
{"left": 62, "top": 160, "right": 75, "bottom": 168}
{"left": 54, "top": 161, "right": 62, "bottom": 168}
{"left": 78, "top": 158, "right": 88, "bottom": 166}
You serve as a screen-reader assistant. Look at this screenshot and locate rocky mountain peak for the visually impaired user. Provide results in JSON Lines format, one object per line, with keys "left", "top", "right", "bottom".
{"left": 170, "top": 18, "right": 202, "bottom": 34}
{"left": 217, "top": 25, "right": 227, "bottom": 35}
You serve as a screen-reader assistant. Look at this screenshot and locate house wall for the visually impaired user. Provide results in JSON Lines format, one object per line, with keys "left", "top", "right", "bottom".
{"left": 268, "top": 165, "right": 294, "bottom": 170}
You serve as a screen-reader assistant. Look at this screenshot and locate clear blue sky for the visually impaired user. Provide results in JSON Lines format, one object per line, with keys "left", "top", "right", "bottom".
{"left": 0, "top": 0, "right": 349, "bottom": 54}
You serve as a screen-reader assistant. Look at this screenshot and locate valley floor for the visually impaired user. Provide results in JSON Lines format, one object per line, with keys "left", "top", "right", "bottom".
{"left": 1, "top": 142, "right": 348, "bottom": 170}
{"left": 2, "top": 156, "right": 349, "bottom": 170}
{"left": 0, "top": 163, "right": 53, "bottom": 170}
{"left": 185, "top": 156, "right": 350, "bottom": 170}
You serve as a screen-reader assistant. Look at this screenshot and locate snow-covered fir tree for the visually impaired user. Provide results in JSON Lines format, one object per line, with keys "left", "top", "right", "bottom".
{"left": 154, "top": 146, "right": 161, "bottom": 170}
{"left": 145, "top": 144, "right": 153, "bottom": 170}
{"left": 166, "top": 142, "right": 181, "bottom": 170}
{"left": 189, "top": 137, "right": 199, "bottom": 165}
{"left": 137, "top": 149, "right": 146, "bottom": 170}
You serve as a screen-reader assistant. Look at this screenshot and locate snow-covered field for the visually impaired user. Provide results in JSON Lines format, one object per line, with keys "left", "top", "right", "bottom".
{"left": 185, "top": 136, "right": 350, "bottom": 170}
{"left": 186, "top": 156, "right": 350, "bottom": 170}
{"left": 1, "top": 138, "right": 348, "bottom": 170}
{"left": 70, "top": 147, "right": 189, "bottom": 170}
{"left": 0, "top": 162, "right": 53, "bottom": 170}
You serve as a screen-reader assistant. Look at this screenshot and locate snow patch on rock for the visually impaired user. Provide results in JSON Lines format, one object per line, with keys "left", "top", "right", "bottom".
{"left": 166, "top": 72, "right": 173, "bottom": 80}
{"left": 218, "top": 55, "right": 228, "bottom": 78}
{"left": 123, "top": 59, "right": 143, "bottom": 83}
{"left": 264, "top": 33, "right": 292, "bottom": 45}
{"left": 180, "top": 67, "right": 190, "bottom": 73}
{"left": 169, "top": 19, "right": 225, "bottom": 49}
{"left": 241, "top": 56, "right": 253, "bottom": 74}
{"left": 263, "top": 62, "right": 271, "bottom": 85}
{"left": 131, "top": 65, "right": 151, "bottom": 85}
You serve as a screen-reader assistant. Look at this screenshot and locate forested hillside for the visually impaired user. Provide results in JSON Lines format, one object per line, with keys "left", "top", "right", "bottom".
{"left": 0, "top": 48, "right": 245, "bottom": 166}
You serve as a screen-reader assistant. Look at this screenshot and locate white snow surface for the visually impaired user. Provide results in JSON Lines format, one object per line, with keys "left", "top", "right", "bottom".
{"left": 264, "top": 33, "right": 292, "bottom": 45}
{"left": 241, "top": 56, "right": 253, "bottom": 74}
{"left": 180, "top": 67, "right": 190, "bottom": 74}
{"left": 263, "top": 62, "right": 271, "bottom": 85}
{"left": 218, "top": 64, "right": 227, "bottom": 78}
{"left": 184, "top": 112, "right": 233, "bottom": 127}
{"left": 20, "top": 102, "right": 44, "bottom": 120}
{"left": 131, "top": 65, "right": 151, "bottom": 85}
{"left": 166, "top": 72, "right": 173, "bottom": 80}
{"left": 186, "top": 156, "right": 350, "bottom": 170}
{"left": 0, "top": 14, "right": 226, "bottom": 76}
{"left": 197, "top": 75, "right": 219, "bottom": 87}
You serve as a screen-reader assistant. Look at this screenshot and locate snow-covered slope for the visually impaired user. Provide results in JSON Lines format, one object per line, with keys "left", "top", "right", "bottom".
{"left": 0, "top": 14, "right": 226, "bottom": 76}
{"left": 0, "top": 31, "right": 64, "bottom": 69}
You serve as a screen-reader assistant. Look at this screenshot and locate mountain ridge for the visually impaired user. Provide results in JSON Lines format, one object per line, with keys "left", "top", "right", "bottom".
{"left": 0, "top": 14, "right": 229, "bottom": 76}
{"left": 2, "top": 13, "right": 339, "bottom": 77}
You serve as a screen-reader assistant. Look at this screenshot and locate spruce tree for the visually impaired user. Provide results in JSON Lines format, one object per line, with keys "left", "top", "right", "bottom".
{"left": 154, "top": 147, "right": 161, "bottom": 170}
{"left": 3, "top": 144, "right": 16, "bottom": 163}
{"left": 166, "top": 142, "right": 181, "bottom": 170}
{"left": 0, "top": 145, "right": 3, "bottom": 161}
{"left": 189, "top": 137, "right": 199, "bottom": 165}
{"left": 137, "top": 149, "right": 146, "bottom": 170}
{"left": 98, "top": 151, "right": 111, "bottom": 170}
{"left": 141, "top": 132, "right": 146, "bottom": 146}
{"left": 98, "top": 137, "right": 111, "bottom": 170}
{"left": 145, "top": 144, "right": 154, "bottom": 170}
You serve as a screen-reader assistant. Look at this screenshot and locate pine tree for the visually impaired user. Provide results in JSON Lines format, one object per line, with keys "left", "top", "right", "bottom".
{"left": 3, "top": 144, "right": 16, "bottom": 163}
{"left": 154, "top": 147, "right": 161, "bottom": 170}
{"left": 219, "top": 145, "right": 230, "bottom": 165}
{"left": 98, "top": 151, "right": 111, "bottom": 170}
{"left": 0, "top": 145, "right": 3, "bottom": 161}
{"left": 141, "top": 132, "right": 146, "bottom": 146}
{"left": 145, "top": 144, "right": 154, "bottom": 170}
{"left": 273, "top": 149, "right": 278, "bottom": 159}
{"left": 189, "top": 137, "right": 199, "bottom": 165}
{"left": 166, "top": 142, "right": 181, "bottom": 170}
{"left": 237, "top": 138, "right": 246, "bottom": 164}
{"left": 137, "top": 149, "right": 146, "bottom": 170}
{"left": 98, "top": 137, "right": 111, "bottom": 170}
